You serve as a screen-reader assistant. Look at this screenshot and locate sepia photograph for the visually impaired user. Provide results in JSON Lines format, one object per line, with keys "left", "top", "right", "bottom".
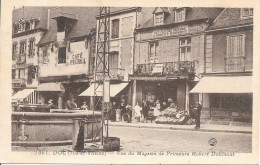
{"left": 0, "top": 0, "right": 259, "bottom": 164}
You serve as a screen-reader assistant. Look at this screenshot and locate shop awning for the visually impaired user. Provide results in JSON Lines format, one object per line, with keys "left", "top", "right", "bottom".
{"left": 79, "top": 82, "right": 129, "bottom": 97}
{"left": 36, "top": 83, "right": 64, "bottom": 92}
{"left": 12, "top": 89, "right": 35, "bottom": 100}
{"left": 190, "top": 76, "right": 252, "bottom": 93}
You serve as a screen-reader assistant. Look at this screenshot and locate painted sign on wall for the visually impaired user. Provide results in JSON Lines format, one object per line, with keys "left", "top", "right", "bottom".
{"left": 152, "top": 25, "right": 188, "bottom": 38}
{"left": 70, "top": 52, "right": 86, "bottom": 65}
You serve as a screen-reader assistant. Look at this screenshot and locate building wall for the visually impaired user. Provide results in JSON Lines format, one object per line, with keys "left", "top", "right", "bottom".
{"left": 135, "top": 34, "right": 205, "bottom": 71}
{"left": 206, "top": 29, "right": 253, "bottom": 73}
{"left": 12, "top": 31, "right": 43, "bottom": 88}
{"left": 97, "top": 11, "right": 137, "bottom": 80}
{"left": 38, "top": 39, "right": 90, "bottom": 77}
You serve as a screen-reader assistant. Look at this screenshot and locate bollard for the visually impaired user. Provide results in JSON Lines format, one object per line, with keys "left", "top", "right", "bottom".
{"left": 72, "top": 118, "right": 85, "bottom": 151}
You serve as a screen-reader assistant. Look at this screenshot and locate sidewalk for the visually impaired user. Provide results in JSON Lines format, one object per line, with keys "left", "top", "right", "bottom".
{"left": 108, "top": 121, "right": 252, "bottom": 134}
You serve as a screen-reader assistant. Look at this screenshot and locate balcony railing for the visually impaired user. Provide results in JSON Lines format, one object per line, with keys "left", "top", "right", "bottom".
{"left": 134, "top": 61, "right": 195, "bottom": 78}
{"left": 12, "top": 79, "right": 26, "bottom": 88}
{"left": 109, "top": 68, "right": 125, "bottom": 80}
{"left": 16, "top": 53, "right": 26, "bottom": 64}
{"left": 225, "top": 56, "right": 245, "bottom": 72}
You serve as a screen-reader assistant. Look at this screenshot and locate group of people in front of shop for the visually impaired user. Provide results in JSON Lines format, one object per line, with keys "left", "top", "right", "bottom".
{"left": 133, "top": 98, "right": 178, "bottom": 123}
{"left": 133, "top": 98, "right": 202, "bottom": 129}
{"left": 46, "top": 94, "right": 202, "bottom": 129}
{"left": 46, "top": 94, "right": 89, "bottom": 110}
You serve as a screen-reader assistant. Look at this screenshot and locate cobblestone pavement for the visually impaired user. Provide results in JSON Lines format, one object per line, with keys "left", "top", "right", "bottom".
{"left": 108, "top": 126, "right": 252, "bottom": 153}
{"left": 12, "top": 126, "right": 252, "bottom": 153}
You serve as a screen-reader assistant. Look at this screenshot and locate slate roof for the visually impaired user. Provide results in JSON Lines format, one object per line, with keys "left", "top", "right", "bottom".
{"left": 12, "top": 7, "right": 49, "bottom": 30}
{"left": 140, "top": 7, "right": 224, "bottom": 29}
{"left": 208, "top": 8, "right": 253, "bottom": 30}
{"left": 38, "top": 7, "right": 100, "bottom": 46}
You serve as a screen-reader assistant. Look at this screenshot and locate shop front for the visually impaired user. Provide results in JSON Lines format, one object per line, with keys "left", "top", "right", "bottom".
{"left": 190, "top": 76, "right": 253, "bottom": 121}
{"left": 135, "top": 80, "right": 186, "bottom": 110}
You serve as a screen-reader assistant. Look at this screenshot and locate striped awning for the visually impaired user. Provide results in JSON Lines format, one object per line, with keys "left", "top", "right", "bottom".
{"left": 12, "top": 89, "right": 35, "bottom": 100}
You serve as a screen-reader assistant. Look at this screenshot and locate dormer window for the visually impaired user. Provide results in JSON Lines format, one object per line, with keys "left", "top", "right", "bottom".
{"left": 241, "top": 8, "right": 253, "bottom": 18}
{"left": 13, "top": 18, "right": 38, "bottom": 34}
{"left": 52, "top": 8, "right": 78, "bottom": 39}
{"left": 57, "top": 18, "right": 66, "bottom": 32}
{"left": 155, "top": 13, "right": 164, "bottom": 25}
{"left": 175, "top": 8, "right": 186, "bottom": 23}
{"left": 153, "top": 7, "right": 170, "bottom": 26}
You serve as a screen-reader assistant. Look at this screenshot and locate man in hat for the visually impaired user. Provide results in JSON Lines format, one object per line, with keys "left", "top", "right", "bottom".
{"left": 65, "top": 95, "right": 78, "bottom": 110}
{"left": 193, "top": 102, "right": 202, "bottom": 130}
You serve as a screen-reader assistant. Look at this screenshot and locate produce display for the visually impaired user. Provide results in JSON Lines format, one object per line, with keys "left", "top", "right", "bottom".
{"left": 155, "top": 108, "right": 191, "bottom": 125}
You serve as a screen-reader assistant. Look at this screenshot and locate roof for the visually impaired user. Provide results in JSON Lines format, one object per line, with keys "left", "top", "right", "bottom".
{"left": 38, "top": 7, "right": 100, "bottom": 46}
{"left": 140, "top": 7, "right": 224, "bottom": 29}
{"left": 12, "top": 7, "right": 49, "bottom": 30}
{"left": 96, "top": 7, "right": 140, "bottom": 19}
{"left": 208, "top": 8, "right": 253, "bottom": 30}
{"left": 153, "top": 7, "right": 170, "bottom": 14}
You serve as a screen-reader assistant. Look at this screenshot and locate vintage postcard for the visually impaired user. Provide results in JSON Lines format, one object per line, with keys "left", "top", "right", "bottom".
{"left": 0, "top": 0, "right": 259, "bottom": 164}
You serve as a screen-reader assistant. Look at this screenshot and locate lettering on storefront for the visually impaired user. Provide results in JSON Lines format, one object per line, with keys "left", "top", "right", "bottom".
{"left": 70, "top": 52, "right": 86, "bottom": 65}
{"left": 152, "top": 26, "right": 188, "bottom": 38}
{"left": 152, "top": 24, "right": 205, "bottom": 38}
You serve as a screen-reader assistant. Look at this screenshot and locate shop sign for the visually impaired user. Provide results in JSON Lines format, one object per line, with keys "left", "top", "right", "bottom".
{"left": 152, "top": 25, "right": 188, "bottom": 38}
{"left": 70, "top": 52, "right": 86, "bottom": 65}
{"left": 152, "top": 64, "right": 164, "bottom": 74}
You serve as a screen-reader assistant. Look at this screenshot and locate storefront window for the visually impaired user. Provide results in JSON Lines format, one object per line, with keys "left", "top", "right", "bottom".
{"left": 210, "top": 94, "right": 252, "bottom": 111}
{"left": 112, "top": 19, "right": 119, "bottom": 39}
{"left": 179, "top": 37, "right": 191, "bottom": 61}
{"left": 210, "top": 94, "right": 221, "bottom": 108}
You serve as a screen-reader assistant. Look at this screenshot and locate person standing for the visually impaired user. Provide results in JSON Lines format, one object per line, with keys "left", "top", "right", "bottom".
{"left": 65, "top": 95, "right": 78, "bottom": 110}
{"left": 193, "top": 102, "right": 202, "bottom": 129}
{"left": 142, "top": 100, "right": 149, "bottom": 122}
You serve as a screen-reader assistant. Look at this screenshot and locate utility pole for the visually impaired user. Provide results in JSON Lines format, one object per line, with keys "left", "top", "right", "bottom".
{"left": 93, "top": 7, "right": 110, "bottom": 145}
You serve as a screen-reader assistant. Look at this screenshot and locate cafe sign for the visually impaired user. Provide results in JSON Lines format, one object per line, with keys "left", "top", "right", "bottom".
{"left": 152, "top": 25, "right": 188, "bottom": 38}
{"left": 70, "top": 52, "right": 86, "bottom": 65}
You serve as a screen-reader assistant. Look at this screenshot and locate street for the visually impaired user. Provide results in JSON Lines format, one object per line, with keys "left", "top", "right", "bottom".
{"left": 108, "top": 126, "right": 252, "bottom": 153}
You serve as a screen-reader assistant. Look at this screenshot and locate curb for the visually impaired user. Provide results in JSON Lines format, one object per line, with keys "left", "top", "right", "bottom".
{"left": 109, "top": 124, "right": 252, "bottom": 134}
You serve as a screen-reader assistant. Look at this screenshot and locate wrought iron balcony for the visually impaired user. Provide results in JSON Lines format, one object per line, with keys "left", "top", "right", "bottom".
{"left": 12, "top": 79, "right": 26, "bottom": 88}
{"left": 225, "top": 56, "right": 245, "bottom": 72}
{"left": 16, "top": 53, "right": 26, "bottom": 64}
{"left": 134, "top": 61, "right": 195, "bottom": 78}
